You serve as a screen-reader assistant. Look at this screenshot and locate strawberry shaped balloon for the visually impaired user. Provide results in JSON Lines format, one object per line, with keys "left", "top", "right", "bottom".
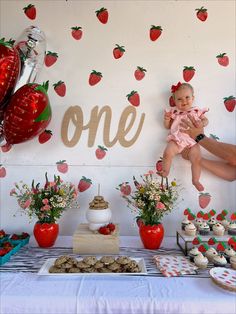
{"left": 3, "top": 81, "right": 51, "bottom": 144}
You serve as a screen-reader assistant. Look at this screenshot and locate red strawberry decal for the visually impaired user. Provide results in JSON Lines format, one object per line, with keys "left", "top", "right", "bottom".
{"left": 53, "top": 81, "right": 66, "bottom": 97}
{"left": 192, "top": 236, "right": 202, "bottom": 245}
{"left": 156, "top": 158, "right": 163, "bottom": 172}
{"left": 199, "top": 192, "right": 211, "bottom": 209}
{"left": 95, "top": 145, "right": 107, "bottom": 159}
{"left": 149, "top": 25, "right": 163, "bottom": 41}
{"left": 183, "top": 66, "right": 195, "bottom": 82}
{"left": 216, "top": 53, "right": 229, "bottom": 67}
{"left": 134, "top": 66, "right": 147, "bottom": 81}
{"left": 96, "top": 7, "right": 108, "bottom": 24}
{"left": 0, "top": 165, "right": 6, "bottom": 178}
{"left": 89, "top": 70, "right": 103, "bottom": 86}
{"left": 126, "top": 90, "right": 140, "bottom": 107}
{"left": 217, "top": 242, "right": 227, "bottom": 252}
{"left": 223, "top": 96, "right": 236, "bottom": 112}
{"left": 197, "top": 211, "right": 204, "bottom": 218}
{"left": 169, "top": 95, "right": 175, "bottom": 107}
{"left": 1, "top": 143, "right": 12, "bottom": 152}
{"left": 208, "top": 237, "right": 218, "bottom": 245}
{"left": 38, "top": 129, "right": 52, "bottom": 144}
{"left": 195, "top": 7, "right": 208, "bottom": 22}
{"left": 45, "top": 51, "right": 58, "bottom": 67}
{"left": 56, "top": 160, "right": 68, "bottom": 173}
{"left": 231, "top": 212, "right": 236, "bottom": 221}
{"left": 23, "top": 4, "right": 36, "bottom": 20}
{"left": 78, "top": 176, "right": 92, "bottom": 192}
{"left": 198, "top": 243, "right": 208, "bottom": 253}
{"left": 113, "top": 44, "right": 125, "bottom": 59}
{"left": 71, "top": 27, "right": 83, "bottom": 40}
{"left": 119, "top": 182, "right": 131, "bottom": 196}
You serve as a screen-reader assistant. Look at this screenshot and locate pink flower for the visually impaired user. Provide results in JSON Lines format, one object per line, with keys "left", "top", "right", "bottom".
{"left": 42, "top": 198, "right": 49, "bottom": 205}
{"left": 49, "top": 182, "right": 56, "bottom": 187}
{"left": 156, "top": 202, "right": 165, "bottom": 210}
{"left": 148, "top": 170, "right": 154, "bottom": 175}
{"left": 41, "top": 204, "right": 51, "bottom": 211}
{"left": 21, "top": 199, "right": 31, "bottom": 209}
{"left": 10, "top": 188, "right": 16, "bottom": 196}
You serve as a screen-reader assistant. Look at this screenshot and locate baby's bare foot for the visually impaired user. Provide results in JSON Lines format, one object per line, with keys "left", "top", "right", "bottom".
{"left": 193, "top": 181, "right": 204, "bottom": 192}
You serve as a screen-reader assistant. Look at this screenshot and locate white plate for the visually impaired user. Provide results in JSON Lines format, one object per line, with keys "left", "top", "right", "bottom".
{"left": 209, "top": 267, "right": 236, "bottom": 292}
{"left": 38, "top": 257, "right": 147, "bottom": 276}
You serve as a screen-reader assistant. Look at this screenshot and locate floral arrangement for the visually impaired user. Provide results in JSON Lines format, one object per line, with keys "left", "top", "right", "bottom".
{"left": 10, "top": 173, "right": 78, "bottom": 224}
{"left": 117, "top": 170, "right": 181, "bottom": 225}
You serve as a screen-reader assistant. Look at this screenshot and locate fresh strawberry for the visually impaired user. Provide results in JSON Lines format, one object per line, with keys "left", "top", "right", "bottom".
{"left": 216, "top": 213, "right": 224, "bottom": 221}
{"left": 217, "top": 242, "right": 227, "bottom": 252}
{"left": 53, "top": 81, "right": 66, "bottom": 97}
{"left": 119, "top": 182, "right": 131, "bottom": 196}
{"left": 184, "top": 208, "right": 191, "bottom": 215}
{"left": 188, "top": 213, "right": 196, "bottom": 221}
{"left": 198, "top": 243, "right": 208, "bottom": 253}
{"left": 192, "top": 236, "right": 202, "bottom": 245}
{"left": 126, "top": 90, "right": 140, "bottom": 107}
{"left": 23, "top": 4, "right": 36, "bottom": 20}
{"left": 1, "top": 143, "right": 12, "bottom": 152}
{"left": 223, "top": 96, "right": 236, "bottom": 112}
{"left": 96, "top": 7, "right": 108, "bottom": 24}
{"left": 71, "top": 27, "right": 83, "bottom": 40}
{"left": 195, "top": 6, "right": 208, "bottom": 22}
{"left": 107, "top": 223, "right": 116, "bottom": 232}
{"left": 183, "top": 66, "right": 195, "bottom": 82}
{"left": 197, "top": 211, "right": 204, "bottom": 218}
{"left": 149, "top": 25, "right": 162, "bottom": 41}
{"left": 199, "top": 192, "right": 211, "bottom": 209}
{"left": 208, "top": 237, "right": 218, "bottom": 245}
{"left": 209, "top": 209, "right": 216, "bottom": 217}
{"left": 0, "top": 229, "right": 6, "bottom": 238}
{"left": 0, "top": 165, "right": 6, "bottom": 178}
{"left": 21, "top": 232, "right": 29, "bottom": 239}
{"left": 216, "top": 53, "right": 229, "bottom": 67}
{"left": 0, "top": 248, "right": 8, "bottom": 256}
{"left": 95, "top": 145, "right": 107, "bottom": 159}
{"left": 113, "top": 44, "right": 125, "bottom": 59}
{"left": 89, "top": 70, "right": 103, "bottom": 86}
{"left": 78, "top": 176, "right": 92, "bottom": 192}
{"left": 134, "top": 66, "right": 147, "bottom": 81}
{"left": 203, "top": 213, "right": 210, "bottom": 220}
{"left": 56, "top": 160, "right": 68, "bottom": 173}
{"left": 10, "top": 234, "right": 20, "bottom": 240}
{"left": 3, "top": 241, "right": 13, "bottom": 248}
{"left": 156, "top": 158, "right": 163, "bottom": 172}
{"left": 38, "top": 129, "right": 52, "bottom": 144}
{"left": 169, "top": 95, "right": 175, "bottom": 107}
{"left": 45, "top": 51, "right": 58, "bottom": 67}
{"left": 98, "top": 226, "right": 111, "bottom": 235}
{"left": 231, "top": 212, "right": 236, "bottom": 220}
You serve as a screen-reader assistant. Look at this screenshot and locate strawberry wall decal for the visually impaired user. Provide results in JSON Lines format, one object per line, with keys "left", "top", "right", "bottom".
{"left": 56, "top": 160, "right": 68, "bottom": 173}
{"left": 223, "top": 96, "right": 236, "bottom": 112}
{"left": 95, "top": 145, "right": 107, "bottom": 159}
{"left": 134, "top": 66, "right": 147, "bottom": 81}
{"left": 169, "top": 95, "right": 175, "bottom": 107}
{"left": 118, "top": 182, "right": 131, "bottom": 196}
{"left": 156, "top": 158, "right": 163, "bottom": 173}
{"left": 113, "top": 44, "right": 125, "bottom": 59}
{"left": 126, "top": 91, "right": 140, "bottom": 107}
{"left": 89, "top": 70, "right": 103, "bottom": 86}
{"left": 45, "top": 51, "right": 58, "bottom": 67}
{"left": 0, "top": 165, "right": 6, "bottom": 178}
{"left": 199, "top": 192, "right": 211, "bottom": 209}
{"left": 149, "top": 25, "right": 162, "bottom": 41}
{"left": 216, "top": 53, "right": 229, "bottom": 67}
{"left": 183, "top": 66, "right": 195, "bottom": 82}
{"left": 23, "top": 4, "right": 36, "bottom": 20}
{"left": 71, "top": 26, "right": 83, "bottom": 40}
{"left": 38, "top": 129, "right": 52, "bottom": 144}
{"left": 53, "top": 81, "right": 66, "bottom": 97}
{"left": 78, "top": 176, "right": 92, "bottom": 192}
{"left": 195, "top": 7, "right": 208, "bottom": 22}
{"left": 96, "top": 7, "right": 109, "bottom": 24}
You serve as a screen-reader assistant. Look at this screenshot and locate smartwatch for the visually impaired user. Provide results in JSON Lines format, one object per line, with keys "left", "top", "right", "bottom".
{"left": 195, "top": 133, "right": 205, "bottom": 143}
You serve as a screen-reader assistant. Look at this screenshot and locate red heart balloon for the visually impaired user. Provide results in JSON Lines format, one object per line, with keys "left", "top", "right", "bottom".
{"left": 3, "top": 81, "right": 51, "bottom": 144}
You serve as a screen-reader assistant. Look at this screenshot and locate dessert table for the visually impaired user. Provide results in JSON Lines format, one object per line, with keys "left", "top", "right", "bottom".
{"left": 0, "top": 236, "right": 235, "bottom": 314}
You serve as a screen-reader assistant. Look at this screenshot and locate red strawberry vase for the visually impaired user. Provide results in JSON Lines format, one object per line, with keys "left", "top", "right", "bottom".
{"left": 139, "top": 223, "right": 164, "bottom": 250}
{"left": 33, "top": 222, "right": 59, "bottom": 248}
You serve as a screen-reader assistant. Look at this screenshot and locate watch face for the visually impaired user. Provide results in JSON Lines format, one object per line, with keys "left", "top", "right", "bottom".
{"left": 196, "top": 134, "right": 205, "bottom": 142}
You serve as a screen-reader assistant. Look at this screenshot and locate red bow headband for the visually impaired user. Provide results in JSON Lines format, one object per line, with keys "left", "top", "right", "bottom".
{"left": 171, "top": 82, "right": 182, "bottom": 93}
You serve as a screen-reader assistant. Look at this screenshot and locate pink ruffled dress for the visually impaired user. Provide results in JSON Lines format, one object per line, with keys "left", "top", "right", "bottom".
{"left": 166, "top": 106, "right": 208, "bottom": 152}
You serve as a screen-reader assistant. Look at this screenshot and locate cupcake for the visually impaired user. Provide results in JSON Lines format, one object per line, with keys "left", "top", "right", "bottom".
{"left": 212, "top": 223, "right": 225, "bottom": 236}
{"left": 213, "top": 254, "right": 227, "bottom": 267}
{"left": 221, "top": 219, "right": 230, "bottom": 231}
{"left": 223, "top": 247, "right": 236, "bottom": 263}
{"left": 230, "top": 256, "right": 236, "bottom": 270}
{"left": 205, "top": 247, "right": 218, "bottom": 262}
{"left": 194, "top": 253, "right": 208, "bottom": 269}
{"left": 185, "top": 223, "right": 197, "bottom": 236}
{"left": 198, "top": 222, "right": 210, "bottom": 236}
{"left": 181, "top": 217, "right": 190, "bottom": 231}
{"left": 228, "top": 222, "right": 236, "bottom": 235}
{"left": 207, "top": 217, "right": 216, "bottom": 231}
{"left": 194, "top": 218, "right": 203, "bottom": 230}
{"left": 188, "top": 247, "right": 201, "bottom": 262}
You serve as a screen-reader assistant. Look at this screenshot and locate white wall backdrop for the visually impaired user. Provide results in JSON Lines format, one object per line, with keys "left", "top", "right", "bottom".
{"left": 0, "top": 0, "right": 235, "bottom": 236}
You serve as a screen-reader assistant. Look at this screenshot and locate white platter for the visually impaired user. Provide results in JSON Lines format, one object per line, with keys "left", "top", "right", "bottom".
{"left": 38, "top": 257, "right": 147, "bottom": 276}
{"left": 209, "top": 267, "right": 236, "bottom": 292}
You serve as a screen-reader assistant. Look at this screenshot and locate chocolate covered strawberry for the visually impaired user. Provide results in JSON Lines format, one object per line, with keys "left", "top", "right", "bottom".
{"left": 96, "top": 7, "right": 108, "bottom": 24}
{"left": 195, "top": 7, "right": 208, "bottom": 22}
{"left": 0, "top": 165, "right": 6, "bottom": 178}
{"left": 209, "top": 209, "right": 216, "bottom": 217}
{"left": 95, "top": 145, "right": 107, "bottom": 159}
{"left": 56, "top": 160, "right": 68, "bottom": 173}
{"left": 199, "top": 192, "right": 211, "bottom": 209}
{"left": 223, "top": 96, "right": 236, "bottom": 112}
{"left": 134, "top": 66, "right": 147, "bottom": 81}
{"left": 78, "top": 176, "right": 92, "bottom": 192}
{"left": 183, "top": 66, "right": 195, "bottom": 82}
{"left": 150, "top": 25, "right": 162, "bottom": 41}
{"left": 203, "top": 213, "right": 210, "bottom": 220}
{"left": 216, "top": 53, "right": 229, "bottom": 67}
{"left": 119, "top": 182, "right": 131, "bottom": 196}
{"left": 53, "top": 81, "right": 66, "bottom": 97}
{"left": 45, "top": 51, "right": 58, "bottom": 67}
{"left": 38, "top": 129, "right": 52, "bottom": 144}
{"left": 113, "top": 44, "right": 125, "bottom": 59}
{"left": 216, "top": 213, "right": 224, "bottom": 221}
{"left": 89, "top": 70, "right": 103, "bottom": 86}
{"left": 71, "top": 27, "right": 83, "bottom": 40}
{"left": 188, "top": 213, "right": 196, "bottom": 221}
{"left": 126, "top": 90, "right": 140, "bottom": 107}
{"left": 23, "top": 4, "right": 36, "bottom": 20}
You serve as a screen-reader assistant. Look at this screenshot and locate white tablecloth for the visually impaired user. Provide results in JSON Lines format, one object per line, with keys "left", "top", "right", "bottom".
{"left": 0, "top": 236, "right": 236, "bottom": 314}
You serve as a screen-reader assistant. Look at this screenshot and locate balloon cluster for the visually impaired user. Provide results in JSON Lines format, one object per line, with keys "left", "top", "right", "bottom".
{"left": 0, "top": 26, "right": 52, "bottom": 145}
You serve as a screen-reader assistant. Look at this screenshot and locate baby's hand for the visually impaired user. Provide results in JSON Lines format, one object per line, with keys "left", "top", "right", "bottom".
{"left": 164, "top": 111, "right": 172, "bottom": 121}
